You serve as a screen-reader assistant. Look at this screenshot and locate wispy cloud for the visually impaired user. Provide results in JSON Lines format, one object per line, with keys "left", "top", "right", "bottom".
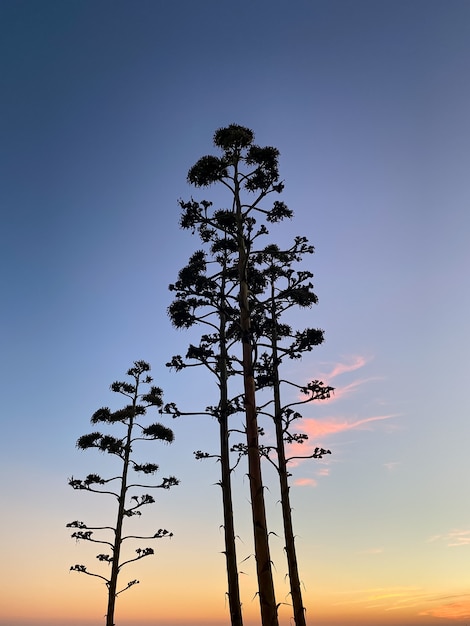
{"left": 419, "top": 594, "right": 470, "bottom": 620}
{"left": 325, "top": 377, "right": 379, "bottom": 401}
{"left": 287, "top": 356, "right": 397, "bottom": 473}
{"left": 287, "top": 414, "right": 399, "bottom": 472}
{"left": 307, "top": 355, "right": 379, "bottom": 403}
{"left": 298, "top": 414, "right": 398, "bottom": 439}
{"left": 290, "top": 463, "right": 330, "bottom": 482}
{"left": 428, "top": 529, "right": 470, "bottom": 547}
{"left": 293, "top": 477, "right": 317, "bottom": 487}
{"left": 331, "top": 586, "right": 425, "bottom": 608}
{"left": 383, "top": 461, "right": 400, "bottom": 471}
{"left": 326, "top": 355, "right": 371, "bottom": 379}
{"left": 331, "top": 586, "right": 470, "bottom": 619}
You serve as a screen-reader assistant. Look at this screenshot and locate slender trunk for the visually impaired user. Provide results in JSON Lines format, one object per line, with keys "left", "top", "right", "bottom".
{"left": 235, "top": 170, "right": 278, "bottom": 626}
{"left": 220, "top": 405, "right": 244, "bottom": 626}
{"left": 269, "top": 280, "right": 306, "bottom": 626}
{"left": 219, "top": 265, "right": 244, "bottom": 626}
{"left": 106, "top": 403, "right": 134, "bottom": 626}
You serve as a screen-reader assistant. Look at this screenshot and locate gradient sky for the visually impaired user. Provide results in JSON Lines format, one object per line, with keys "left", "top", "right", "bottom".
{"left": 1, "top": 1, "right": 469, "bottom": 625}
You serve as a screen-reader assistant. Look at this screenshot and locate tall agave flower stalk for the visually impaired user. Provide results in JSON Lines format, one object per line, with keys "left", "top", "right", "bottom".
{"left": 166, "top": 235, "right": 244, "bottom": 626}
{"left": 250, "top": 240, "right": 334, "bottom": 625}
{"left": 179, "top": 124, "right": 291, "bottom": 626}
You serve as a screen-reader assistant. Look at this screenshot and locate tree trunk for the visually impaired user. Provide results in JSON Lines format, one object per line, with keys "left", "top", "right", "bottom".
{"left": 219, "top": 269, "right": 244, "bottom": 626}
{"left": 235, "top": 172, "right": 278, "bottom": 626}
{"left": 270, "top": 280, "right": 306, "bottom": 626}
{"left": 106, "top": 409, "right": 134, "bottom": 626}
{"left": 220, "top": 410, "right": 244, "bottom": 626}
{"left": 274, "top": 413, "right": 306, "bottom": 626}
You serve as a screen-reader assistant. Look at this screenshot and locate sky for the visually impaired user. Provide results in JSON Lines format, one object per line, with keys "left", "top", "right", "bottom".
{"left": 1, "top": 1, "right": 469, "bottom": 625}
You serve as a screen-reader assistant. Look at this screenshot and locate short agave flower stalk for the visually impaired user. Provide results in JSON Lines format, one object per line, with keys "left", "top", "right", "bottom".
{"left": 67, "top": 360, "right": 178, "bottom": 626}
{"left": 166, "top": 234, "right": 244, "bottom": 626}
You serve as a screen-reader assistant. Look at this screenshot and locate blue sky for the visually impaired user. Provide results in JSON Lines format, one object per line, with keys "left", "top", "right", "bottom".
{"left": 1, "top": 1, "right": 469, "bottom": 625}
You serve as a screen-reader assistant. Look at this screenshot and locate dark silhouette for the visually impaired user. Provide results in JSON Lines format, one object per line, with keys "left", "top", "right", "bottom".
{"left": 67, "top": 360, "right": 178, "bottom": 626}
{"left": 250, "top": 240, "right": 333, "bottom": 626}
{"left": 167, "top": 240, "right": 244, "bottom": 626}
{"left": 167, "top": 124, "right": 332, "bottom": 626}
{"left": 175, "top": 124, "right": 293, "bottom": 626}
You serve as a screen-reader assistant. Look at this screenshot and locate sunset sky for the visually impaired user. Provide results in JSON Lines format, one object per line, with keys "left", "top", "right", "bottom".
{"left": 1, "top": 1, "right": 469, "bottom": 625}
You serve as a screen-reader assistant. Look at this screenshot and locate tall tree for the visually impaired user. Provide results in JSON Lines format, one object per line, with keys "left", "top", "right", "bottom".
{"left": 67, "top": 360, "right": 178, "bottom": 626}
{"left": 179, "top": 124, "right": 294, "bottom": 626}
{"left": 250, "top": 239, "right": 334, "bottom": 626}
{"left": 172, "top": 125, "right": 332, "bottom": 626}
{"left": 166, "top": 239, "right": 244, "bottom": 626}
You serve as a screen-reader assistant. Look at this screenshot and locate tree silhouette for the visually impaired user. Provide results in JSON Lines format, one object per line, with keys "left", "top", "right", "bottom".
{"left": 175, "top": 124, "right": 296, "bottom": 626}
{"left": 170, "top": 124, "right": 332, "bottom": 626}
{"left": 67, "top": 360, "right": 178, "bottom": 626}
{"left": 250, "top": 239, "right": 334, "bottom": 626}
{"left": 167, "top": 238, "right": 244, "bottom": 626}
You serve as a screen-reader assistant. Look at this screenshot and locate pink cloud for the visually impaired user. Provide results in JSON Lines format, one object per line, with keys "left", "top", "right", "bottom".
{"left": 293, "top": 477, "right": 317, "bottom": 487}
{"left": 326, "top": 355, "right": 370, "bottom": 379}
{"left": 322, "top": 377, "right": 378, "bottom": 402}
{"left": 286, "top": 414, "right": 399, "bottom": 467}
{"left": 302, "top": 356, "right": 377, "bottom": 404}
{"left": 298, "top": 414, "right": 398, "bottom": 439}
{"left": 448, "top": 530, "right": 470, "bottom": 547}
